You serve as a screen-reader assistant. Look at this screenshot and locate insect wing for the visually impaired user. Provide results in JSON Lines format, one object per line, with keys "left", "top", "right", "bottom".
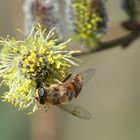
{"left": 59, "top": 104, "right": 92, "bottom": 120}
{"left": 79, "top": 68, "right": 95, "bottom": 84}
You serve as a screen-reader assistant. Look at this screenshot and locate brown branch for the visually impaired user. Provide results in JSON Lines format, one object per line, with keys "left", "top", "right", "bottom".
{"left": 74, "top": 30, "right": 140, "bottom": 57}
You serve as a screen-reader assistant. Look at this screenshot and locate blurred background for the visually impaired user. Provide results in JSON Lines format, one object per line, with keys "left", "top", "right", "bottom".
{"left": 0, "top": 0, "right": 140, "bottom": 140}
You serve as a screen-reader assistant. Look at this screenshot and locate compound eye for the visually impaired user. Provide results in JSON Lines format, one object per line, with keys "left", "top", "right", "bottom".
{"left": 38, "top": 87, "right": 45, "bottom": 97}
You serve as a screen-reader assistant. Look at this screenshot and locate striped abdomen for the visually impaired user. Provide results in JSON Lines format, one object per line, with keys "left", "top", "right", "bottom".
{"left": 45, "top": 74, "right": 83, "bottom": 105}
{"left": 64, "top": 74, "right": 83, "bottom": 100}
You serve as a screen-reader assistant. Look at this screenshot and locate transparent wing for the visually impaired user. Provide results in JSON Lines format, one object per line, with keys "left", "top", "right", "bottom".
{"left": 59, "top": 104, "right": 92, "bottom": 120}
{"left": 79, "top": 68, "right": 95, "bottom": 84}
{"left": 62, "top": 68, "right": 95, "bottom": 83}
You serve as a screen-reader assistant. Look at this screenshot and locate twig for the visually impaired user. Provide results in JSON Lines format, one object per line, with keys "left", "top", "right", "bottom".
{"left": 74, "top": 30, "right": 140, "bottom": 57}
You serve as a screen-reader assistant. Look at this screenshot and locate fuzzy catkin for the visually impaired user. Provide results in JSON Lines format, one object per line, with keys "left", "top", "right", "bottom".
{"left": 23, "top": 0, "right": 64, "bottom": 40}
{"left": 66, "top": 0, "right": 107, "bottom": 36}
{"left": 121, "top": 0, "right": 135, "bottom": 18}
{"left": 121, "top": 0, "right": 140, "bottom": 21}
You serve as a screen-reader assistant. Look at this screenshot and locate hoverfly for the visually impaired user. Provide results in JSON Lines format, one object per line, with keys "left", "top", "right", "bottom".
{"left": 35, "top": 68, "right": 95, "bottom": 120}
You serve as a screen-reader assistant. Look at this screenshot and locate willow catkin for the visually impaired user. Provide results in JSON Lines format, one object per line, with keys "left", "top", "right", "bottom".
{"left": 23, "top": 0, "right": 64, "bottom": 40}
{"left": 65, "top": 0, "right": 107, "bottom": 48}
{"left": 122, "top": 0, "right": 140, "bottom": 22}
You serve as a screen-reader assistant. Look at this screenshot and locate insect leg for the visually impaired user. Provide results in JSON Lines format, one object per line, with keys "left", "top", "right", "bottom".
{"left": 62, "top": 73, "right": 72, "bottom": 83}
{"left": 54, "top": 79, "right": 63, "bottom": 84}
